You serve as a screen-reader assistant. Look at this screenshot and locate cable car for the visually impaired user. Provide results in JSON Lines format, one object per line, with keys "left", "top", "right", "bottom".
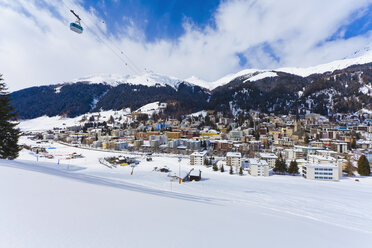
{"left": 70, "top": 10, "right": 83, "bottom": 34}
{"left": 70, "top": 21, "right": 83, "bottom": 33}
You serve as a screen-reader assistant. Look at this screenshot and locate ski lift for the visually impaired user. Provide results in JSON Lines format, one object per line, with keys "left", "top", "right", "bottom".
{"left": 70, "top": 10, "right": 83, "bottom": 34}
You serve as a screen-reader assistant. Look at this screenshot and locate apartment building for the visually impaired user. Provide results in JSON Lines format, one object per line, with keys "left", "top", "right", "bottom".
{"left": 302, "top": 163, "right": 342, "bottom": 181}
{"left": 226, "top": 152, "right": 242, "bottom": 168}
{"left": 248, "top": 158, "right": 269, "bottom": 177}
{"left": 190, "top": 151, "right": 207, "bottom": 166}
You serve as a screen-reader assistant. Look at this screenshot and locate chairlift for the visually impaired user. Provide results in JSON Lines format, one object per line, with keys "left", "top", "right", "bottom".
{"left": 70, "top": 10, "right": 83, "bottom": 34}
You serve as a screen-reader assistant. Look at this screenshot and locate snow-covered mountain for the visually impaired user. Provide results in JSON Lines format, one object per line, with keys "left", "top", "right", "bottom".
{"left": 10, "top": 49, "right": 372, "bottom": 119}
{"left": 72, "top": 72, "right": 189, "bottom": 90}
{"left": 185, "top": 49, "right": 372, "bottom": 90}
{"left": 278, "top": 49, "right": 372, "bottom": 77}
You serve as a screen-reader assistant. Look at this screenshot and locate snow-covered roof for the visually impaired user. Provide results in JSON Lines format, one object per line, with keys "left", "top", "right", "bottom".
{"left": 305, "top": 163, "right": 338, "bottom": 168}
{"left": 226, "top": 152, "right": 242, "bottom": 158}
{"left": 248, "top": 158, "right": 269, "bottom": 166}
{"left": 259, "top": 153, "right": 278, "bottom": 159}
{"left": 191, "top": 151, "right": 207, "bottom": 157}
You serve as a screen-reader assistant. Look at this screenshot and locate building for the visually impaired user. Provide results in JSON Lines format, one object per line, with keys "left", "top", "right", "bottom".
{"left": 248, "top": 158, "right": 269, "bottom": 177}
{"left": 92, "top": 141, "right": 102, "bottom": 148}
{"left": 302, "top": 163, "right": 342, "bottom": 181}
{"left": 307, "top": 154, "right": 337, "bottom": 164}
{"left": 189, "top": 169, "right": 202, "bottom": 181}
{"left": 102, "top": 141, "right": 115, "bottom": 149}
{"left": 165, "top": 132, "right": 181, "bottom": 139}
{"left": 259, "top": 153, "right": 278, "bottom": 168}
{"left": 229, "top": 130, "right": 243, "bottom": 141}
{"left": 190, "top": 151, "right": 207, "bottom": 166}
{"left": 114, "top": 141, "right": 128, "bottom": 150}
{"left": 335, "top": 142, "right": 348, "bottom": 153}
{"left": 285, "top": 148, "right": 304, "bottom": 161}
{"left": 226, "top": 152, "right": 242, "bottom": 168}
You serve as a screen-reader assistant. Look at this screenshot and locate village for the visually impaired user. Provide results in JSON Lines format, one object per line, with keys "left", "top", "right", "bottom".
{"left": 22, "top": 103, "right": 372, "bottom": 182}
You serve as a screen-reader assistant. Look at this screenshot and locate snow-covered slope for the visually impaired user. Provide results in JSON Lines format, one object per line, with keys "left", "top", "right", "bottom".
{"left": 1, "top": 138, "right": 372, "bottom": 247}
{"left": 278, "top": 50, "right": 372, "bottom": 77}
{"left": 72, "top": 72, "right": 186, "bottom": 90}
{"left": 189, "top": 49, "right": 372, "bottom": 90}
{"left": 134, "top": 101, "right": 165, "bottom": 115}
{"left": 18, "top": 108, "right": 131, "bottom": 131}
{"left": 244, "top": 71, "right": 278, "bottom": 82}
{"left": 61, "top": 49, "right": 372, "bottom": 92}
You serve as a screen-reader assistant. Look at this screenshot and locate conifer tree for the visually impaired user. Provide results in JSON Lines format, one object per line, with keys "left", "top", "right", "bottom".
{"left": 304, "top": 135, "right": 310, "bottom": 144}
{"left": 357, "top": 155, "right": 370, "bottom": 176}
{"left": 344, "top": 159, "right": 356, "bottom": 177}
{"left": 229, "top": 165, "right": 233, "bottom": 175}
{"left": 273, "top": 158, "right": 287, "bottom": 174}
{"left": 239, "top": 166, "right": 243, "bottom": 176}
{"left": 220, "top": 164, "right": 224, "bottom": 173}
{"left": 288, "top": 160, "right": 299, "bottom": 175}
{"left": 350, "top": 138, "right": 356, "bottom": 149}
{"left": 213, "top": 163, "right": 218, "bottom": 171}
{"left": 273, "top": 159, "right": 281, "bottom": 173}
{"left": 0, "top": 75, "right": 20, "bottom": 159}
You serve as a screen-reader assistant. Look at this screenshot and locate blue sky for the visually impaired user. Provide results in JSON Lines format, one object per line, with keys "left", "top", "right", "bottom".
{"left": 1, "top": 0, "right": 372, "bottom": 91}
{"left": 82, "top": 0, "right": 372, "bottom": 46}
{"left": 80, "top": 0, "right": 220, "bottom": 42}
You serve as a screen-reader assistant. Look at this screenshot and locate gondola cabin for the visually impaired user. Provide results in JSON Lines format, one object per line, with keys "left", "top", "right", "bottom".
{"left": 70, "top": 22, "right": 83, "bottom": 34}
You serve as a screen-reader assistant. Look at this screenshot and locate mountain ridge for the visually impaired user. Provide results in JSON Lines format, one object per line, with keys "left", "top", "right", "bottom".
{"left": 10, "top": 51, "right": 372, "bottom": 119}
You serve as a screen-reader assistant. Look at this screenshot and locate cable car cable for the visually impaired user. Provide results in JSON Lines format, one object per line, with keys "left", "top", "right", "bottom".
{"left": 61, "top": 0, "right": 142, "bottom": 75}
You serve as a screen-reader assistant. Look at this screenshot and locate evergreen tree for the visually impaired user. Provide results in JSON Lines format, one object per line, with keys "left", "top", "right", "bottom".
{"left": 239, "top": 166, "right": 243, "bottom": 176}
{"left": 344, "top": 159, "right": 356, "bottom": 177}
{"left": 304, "top": 135, "right": 310, "bottom": 144}
{"left": 213, "top": 163, "right": 218, "bottom": 171}
{"left": 254, "top": 131, "right": 260, "bottom": 141}
{"left": 273, "top": 159, "right": 281, "bottom": 173}
{"left": 220, "top": 165, "right": 224, "bottom": 173}
{"left": 273, "top": 158, "right": 287, "bottom": 174}
{"left": 204, "top": 158, "right": 209, "bottom": 166}
{"left": 108, "top": 115, "right": 114, "bottom": 124}
{"left": 288, "top": 160, "right": 299, "bottom": 175}
{"left": 357, "top": 155, "right": 370, "bottom": 176}
{"left": 350, "top": 138, "right": 356, "bottom": 149}
{"left": 229, "top": 165, "right": 233, "bottom": 175}
{"left": 0, "top": 75, "right": 20, "bottom": 159}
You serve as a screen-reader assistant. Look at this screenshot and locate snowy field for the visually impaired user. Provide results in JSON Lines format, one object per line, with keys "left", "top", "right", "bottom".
{"left": 1, "top": 137, "right": 372, "bottom": 247}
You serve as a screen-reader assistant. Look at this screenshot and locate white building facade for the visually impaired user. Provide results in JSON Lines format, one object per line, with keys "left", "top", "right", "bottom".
{"left": 248, "top": 159, "right": 269, "bottom": 177}
{"left": 226, "top": 152, "right": 242, "bottom": 168}
{"left": 190, "top": 151, "right": 207, "bottom": 166}
{"left": 259, "top": 153, "right": 278, "bottom": 168}
{"left": 302, "top": 163, "right": 342, "bottom": 181}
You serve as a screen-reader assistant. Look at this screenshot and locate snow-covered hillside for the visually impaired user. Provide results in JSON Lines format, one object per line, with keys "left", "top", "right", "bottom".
{"left": 278, "top": 50, "right": 372, "bottom": 77}
{"left": 1, "top": 137, "right": 372, "bottom": 247}
{"left": 188, "top": 50, "right": 372, "bottom": 89}
{"left": 72, "top": 72, "right": 187, "bottom": 90}
{"left": 18, "top": 108, "right": 131, "bottom": 131}
{"left": 134, "top": 101, "right": 166, "bottom": 115}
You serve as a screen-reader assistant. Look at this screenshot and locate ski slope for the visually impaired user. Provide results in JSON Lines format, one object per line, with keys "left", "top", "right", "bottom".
{"left": 0, "top": 137, "right": 371, "bottom": 247}
{"left": 72, "top": 72, "right": 185, "bottom": 90}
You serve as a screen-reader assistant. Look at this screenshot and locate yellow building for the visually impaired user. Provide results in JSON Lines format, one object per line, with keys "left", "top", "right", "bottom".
{"left": 147, "top": 131, "right": 160, "bottom": 137}
{"left": 102, "top": 141, "right": 115, "bottom": 149}
{"left": 165, "top": 132, "right": 181, "bottom": 139}
{"left": 201, "top": 130, "right": 219, "bottom": 137}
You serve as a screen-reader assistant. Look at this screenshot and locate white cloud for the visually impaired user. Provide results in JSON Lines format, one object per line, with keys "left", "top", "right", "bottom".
{"left": 1, "top": 0, "right": 372, "bottom": 91}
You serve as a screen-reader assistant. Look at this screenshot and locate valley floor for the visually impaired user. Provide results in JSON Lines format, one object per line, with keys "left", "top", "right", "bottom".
{"left": 1, "top": 137, "right": 372, "bottom": 247}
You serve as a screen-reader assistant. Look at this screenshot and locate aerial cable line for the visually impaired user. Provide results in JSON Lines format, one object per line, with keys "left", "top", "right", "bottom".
{"left": 75, "top": 8, "right": 143, "bottom": 75}
{"left": 61, "top": 0, "right": 144, "bottom": 75}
